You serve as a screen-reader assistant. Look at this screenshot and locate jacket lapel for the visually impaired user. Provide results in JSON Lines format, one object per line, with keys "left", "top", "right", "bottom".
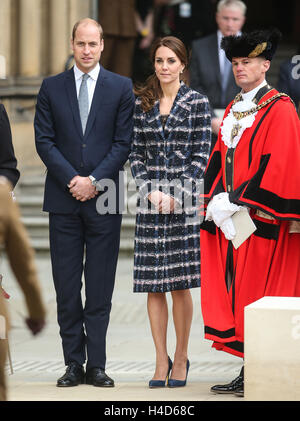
{"left": 145, "top": 100, "right": 165, "bottom": 140}
{"left": 84, "top": 66, "right": 107, "bottom": 139}
{"left": 164, "top": 83, "right": 191, "bottom": 140}
{"left": 65, "top": 68, "right": 83, "bottom": 138}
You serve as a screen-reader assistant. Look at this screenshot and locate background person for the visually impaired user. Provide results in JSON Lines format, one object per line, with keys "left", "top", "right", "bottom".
{"left": 0, "top": 179, "right": 46, "bottom": 401}
{"left": 190, "top": 0, "right": 246, "bottom": 147}
{"left": 130, "top": 36, "right": 211, "bottom": 388}
{"left": 0, "top": 104, "right": 20, "bottom": 188}
{"left": 277, "top": 47, "right": 300, "bottom": 112}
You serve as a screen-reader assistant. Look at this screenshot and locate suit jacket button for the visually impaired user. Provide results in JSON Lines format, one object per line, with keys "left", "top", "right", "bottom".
{"left": 82, "top": 144, "right": 86, "bottom": 148}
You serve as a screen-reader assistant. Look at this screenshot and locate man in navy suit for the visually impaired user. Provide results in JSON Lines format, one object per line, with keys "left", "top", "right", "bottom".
{"left": 34, "top": 18, "right": 135, "bottom": 387}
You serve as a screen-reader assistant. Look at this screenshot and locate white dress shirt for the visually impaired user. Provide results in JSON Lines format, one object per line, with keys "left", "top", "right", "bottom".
{"left": 73, "top": 63, "right": 100, "bottom": 112}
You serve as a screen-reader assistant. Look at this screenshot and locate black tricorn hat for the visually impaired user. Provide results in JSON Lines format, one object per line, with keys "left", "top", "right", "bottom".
{"left": 221, "top": 28, "right": 282, "bottom": 62}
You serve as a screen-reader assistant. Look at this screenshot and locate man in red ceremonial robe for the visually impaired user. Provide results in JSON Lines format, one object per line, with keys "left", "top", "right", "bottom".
{"left": 200, "top": 28, "right": 300, "bottom": 397}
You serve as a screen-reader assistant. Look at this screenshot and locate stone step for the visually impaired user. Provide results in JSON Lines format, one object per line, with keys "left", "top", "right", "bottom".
{"left": 16, "top": 175, "right": 46, "bottom": 196}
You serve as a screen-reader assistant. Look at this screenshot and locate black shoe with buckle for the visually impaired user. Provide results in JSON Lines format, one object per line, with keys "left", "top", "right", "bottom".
{"left": 85, "top": 367, "right": 115, "bottom": 387}
{"left": 56, "top": 362, "right": 85, "bottom": 387}
{"left": 210, "top": 366, "right": 244, "bottom": 394}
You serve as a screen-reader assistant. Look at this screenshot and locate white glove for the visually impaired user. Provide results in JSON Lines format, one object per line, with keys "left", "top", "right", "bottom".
{"left": 220, "top": 217, "right": 236, "bottom": 240}
{"left": 205, "top": 192, "right": 241, "bottom": 227}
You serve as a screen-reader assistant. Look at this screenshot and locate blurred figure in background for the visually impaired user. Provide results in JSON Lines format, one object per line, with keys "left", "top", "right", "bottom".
{"left": 190, "top": 0, "right": 246, "bottom": 149}
{"left": 0, "top": 179, "right": 46, "bottom": 401}
{"left": 98, "top": 0, "right": 137, "bottom": 77}
{"left": 132, "top": 0, "right": 155, "bottom": 84}
{"left": 277, "top": 47, "right": 300, "bottom": 113}
{"left": 154, "top": 0, "right": 215, "bottom": 53}
{"left": 0, "top": 103, "right": 20, "bottom": 189}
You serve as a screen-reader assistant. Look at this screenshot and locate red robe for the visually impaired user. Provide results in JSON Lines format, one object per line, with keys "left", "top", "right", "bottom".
{"left": 200, "top": 88, "right": 300, "bottom": 358}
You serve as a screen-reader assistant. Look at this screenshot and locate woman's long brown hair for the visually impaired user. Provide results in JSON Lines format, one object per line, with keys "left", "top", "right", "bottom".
{"left": 134, "top": 36, "right": 189, "bottom": 112}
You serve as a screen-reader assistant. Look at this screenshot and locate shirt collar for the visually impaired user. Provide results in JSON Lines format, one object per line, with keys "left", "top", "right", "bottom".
{"left": 73, "top": 62, "right": 100, "bottom": 81}
{"left": 241, "top": 79, "right": 268, "bottom": 101}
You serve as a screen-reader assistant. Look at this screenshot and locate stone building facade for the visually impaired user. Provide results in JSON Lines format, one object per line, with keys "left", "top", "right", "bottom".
{"left": 0, "top": 0, "right": 96, "bottom": 174}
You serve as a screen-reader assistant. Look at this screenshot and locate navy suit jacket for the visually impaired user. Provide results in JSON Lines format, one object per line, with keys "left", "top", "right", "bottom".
{"left": 190, "top": 33, "right": 240, "bottom": 116}
{"left": 34, "top": 66, "right": 135, "bottom": 214}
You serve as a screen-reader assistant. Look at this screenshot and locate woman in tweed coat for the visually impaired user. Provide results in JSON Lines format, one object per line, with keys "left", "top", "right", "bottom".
{"left": 129, "top": 36, "right": 211, "bottom": 387}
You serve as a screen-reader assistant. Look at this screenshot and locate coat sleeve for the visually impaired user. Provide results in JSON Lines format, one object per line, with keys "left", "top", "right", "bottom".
{"left": 34, "top": 79, "right": 78, "bottom": 188}
{"left": 129, "top": 100, "right": 152, "bottom": 200}
{"left": 0, "top": 183, "right": 46, "bottom": 321}
{"left": 0, "top": 105, "right": 20, "bottom": 188}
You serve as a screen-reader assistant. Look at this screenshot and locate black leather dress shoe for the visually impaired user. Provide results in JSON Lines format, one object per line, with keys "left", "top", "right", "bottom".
{"left": 57, "top": 362, "right": 85, "bottom": 387}
{"left": 85, "top": 368, "right": 115, "bottom": 387}
{"left": 234, "top": 385, "right": 244, "bottom": 397}
{"left": 210, "top": 366, "right": 244, "bottom": 394}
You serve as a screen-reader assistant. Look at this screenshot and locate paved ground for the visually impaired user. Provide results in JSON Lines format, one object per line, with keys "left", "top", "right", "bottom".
{"left": 1, "top": 254, "right": 244, "bottom": 402}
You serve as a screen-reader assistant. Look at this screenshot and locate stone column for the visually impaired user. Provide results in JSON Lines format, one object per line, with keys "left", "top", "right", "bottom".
{"left": 0, "top": 0, "right": 11, "bottom": 78}
{"left": 69, "top": 0, "right": 91, "bottom": 35}
{"left": 19, "top": 0, "right": 42, "bottom": 77}
{"left": 49, "top": 0, "right": 69, "bottom": 75}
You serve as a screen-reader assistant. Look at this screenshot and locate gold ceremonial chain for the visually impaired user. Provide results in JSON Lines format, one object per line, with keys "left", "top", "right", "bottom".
{"left": 232, "top": 93, "right": 290, "bottom": 121}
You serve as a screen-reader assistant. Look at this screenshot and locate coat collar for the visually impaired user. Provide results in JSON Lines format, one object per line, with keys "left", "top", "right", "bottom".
{"left": 145, "top": 82, "right": 192, "bottom": 140}
{"left": 65, "top": 65, "right": 107, "bottom": 138}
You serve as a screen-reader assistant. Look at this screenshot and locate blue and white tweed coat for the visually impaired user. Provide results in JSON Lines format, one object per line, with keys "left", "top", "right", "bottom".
{"left": 129, "top": 83, "right": 211, "bottom": 292}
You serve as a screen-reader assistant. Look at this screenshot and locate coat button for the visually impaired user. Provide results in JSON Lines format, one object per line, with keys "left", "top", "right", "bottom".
{"left": 82, "top": 143, "right": 86, "bottom": 148}
{"left": 227, "top": 156, "right": 231, "bottom": 163}
{"left": 227, "top": 185, "right": 231, "bottom": 192}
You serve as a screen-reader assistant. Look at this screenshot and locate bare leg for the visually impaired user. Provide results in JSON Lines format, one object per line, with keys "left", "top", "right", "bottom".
{"left": 147, "top": 292, "right": 169, "bottom": 380}
{"left": 170, "top": 289, "right": 193, "bottom": 380}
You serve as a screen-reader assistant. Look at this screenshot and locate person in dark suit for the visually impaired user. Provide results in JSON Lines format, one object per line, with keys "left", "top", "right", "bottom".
{"left": 34, "top": 18, "right": 135, "bottom": 388}
{"left": 190, "top": 0, "right": 246, "bottom": 144}
{"left": 0, "top": 104, "right": 20, "bottom": 188}
{"left": 277, "top": 49, "right": 300, "bottom": 113}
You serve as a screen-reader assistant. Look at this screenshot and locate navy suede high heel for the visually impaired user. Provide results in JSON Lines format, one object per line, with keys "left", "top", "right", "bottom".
{"left": 149, "top": 356, "right": 173, "bottom": 388}
{"left": 168, "top": 359, "right": 190, "bottom": 388}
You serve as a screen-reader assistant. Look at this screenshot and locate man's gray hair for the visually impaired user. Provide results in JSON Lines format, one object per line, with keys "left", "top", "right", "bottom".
{"left": 217, "top": 0, "right": 247, "bottom": 15}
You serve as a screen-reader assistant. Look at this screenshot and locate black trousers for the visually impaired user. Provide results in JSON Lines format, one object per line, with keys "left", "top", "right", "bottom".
{"left": 49, "top": 203, "right": 122, "bottom": 370}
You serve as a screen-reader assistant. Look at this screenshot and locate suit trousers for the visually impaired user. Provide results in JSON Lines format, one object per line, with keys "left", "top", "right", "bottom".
{"left": 49, "top": 201, "right": 122, "bottom": 370}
